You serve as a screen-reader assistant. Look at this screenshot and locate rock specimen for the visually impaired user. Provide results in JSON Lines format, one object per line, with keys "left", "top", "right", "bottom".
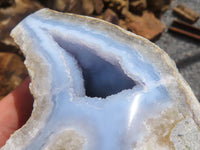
{"left": 2, "top": 9, "right": 200, "bottom": 150}
{"left": 40, "top": 0, "right": 96, "bottom": 15}
{"left": 147, "top": 0, "right": 171, "bottom": 14}
{"left": 93, "top": 0, "right": 104, "bottom": 14}
{"left": 103, "top": 8, "right": 119, "bottom": 25}
{"left": 0, "top": 0, "right": 14, "bottom": 8}
{"left": 105, "top": 0, "right": 129, "bottom": 12}
{"left": 0, "top": 53, "right": 28, "bottom": 100}
{"left": 124, "top": 10, "right": 165, "bottom": 40}
{"left": 129, "top": 0, "right": 147, "bottom": 14}
{"left": 0, "top": 0, "right": 43, "bottom": 46}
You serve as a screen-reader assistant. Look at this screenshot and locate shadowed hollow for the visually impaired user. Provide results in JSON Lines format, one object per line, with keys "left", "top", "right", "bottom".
{"left": 54, "top": 36, "right": 136, "bottom": 98}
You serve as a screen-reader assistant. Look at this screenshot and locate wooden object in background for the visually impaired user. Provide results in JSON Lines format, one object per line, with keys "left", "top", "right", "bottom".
{"left": 169, "top": 19, "right": 200, "bottom": 41}
{"left": 173, "top": 4, "right": 199, "bottom": 23}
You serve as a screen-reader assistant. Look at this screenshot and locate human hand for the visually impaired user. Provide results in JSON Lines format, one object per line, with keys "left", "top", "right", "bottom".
{"left": 0, "top": 78, "right": 33, "bottom": 148}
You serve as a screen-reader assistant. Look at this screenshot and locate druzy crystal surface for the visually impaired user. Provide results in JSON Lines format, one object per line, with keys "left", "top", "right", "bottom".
{"left": 2, "top": 9, "right": 200, "bottom": 150}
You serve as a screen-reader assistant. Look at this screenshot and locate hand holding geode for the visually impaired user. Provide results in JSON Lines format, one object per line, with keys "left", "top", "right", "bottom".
{"left": 2, "top": 8, "right": 200, "bottom": 150}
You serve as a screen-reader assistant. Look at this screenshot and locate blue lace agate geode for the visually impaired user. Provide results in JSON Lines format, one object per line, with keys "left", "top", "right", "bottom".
{"left": 2, "top": 8, "right": 200, "bottom": 150}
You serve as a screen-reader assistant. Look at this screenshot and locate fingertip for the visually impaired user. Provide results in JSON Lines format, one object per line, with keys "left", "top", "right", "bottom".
{"left": 0, "top": 77, "right": 34, "bottom": 148}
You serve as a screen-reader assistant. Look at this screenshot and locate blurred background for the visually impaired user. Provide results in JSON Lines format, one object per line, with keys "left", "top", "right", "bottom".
{"left": 0, "top": 0, "right": 199, "bottom": 101}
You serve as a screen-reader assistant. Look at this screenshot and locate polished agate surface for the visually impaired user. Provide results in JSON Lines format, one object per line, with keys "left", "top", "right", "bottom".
{"left": 2, "top": 9, "right": 200, "bottom": 150}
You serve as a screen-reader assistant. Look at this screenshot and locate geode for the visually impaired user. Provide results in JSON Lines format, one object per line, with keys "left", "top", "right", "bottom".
{"left": 2, "top": 8, "right": 200, "bottom": 150}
